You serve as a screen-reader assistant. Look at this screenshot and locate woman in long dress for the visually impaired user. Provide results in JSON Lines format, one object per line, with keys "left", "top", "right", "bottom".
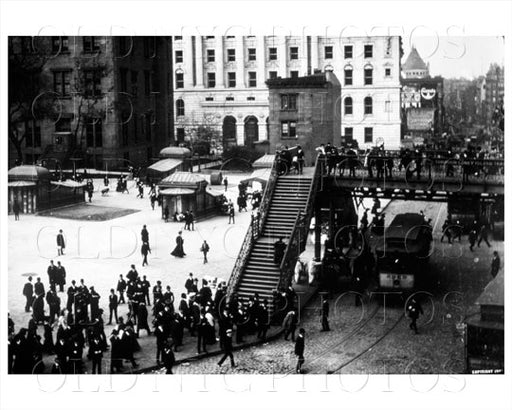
{"left": 171, "top": 231, "right": 186, "bottom": 257}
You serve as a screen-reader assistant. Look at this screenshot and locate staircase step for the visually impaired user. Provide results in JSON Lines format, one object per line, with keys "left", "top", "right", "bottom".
{"left": 245, "top": 262, "right": 280, "bottom": 271}
{"left": 249, "top": 255, "right": 280, "bottom": 262}
{"left": 238, "top": 284, "right": 277, "bottom": 293}
{"left": 243, "top": 273, "right": 279, "bottom": 281}
{"left": 252, "top": 243, "right": 275, "bottom": 249}
{"left": 243, "top": 271, "right": 280, "bottom": 279}
{"left": 274, "top": 187, "right": 310, "bottom": 191}
{"left": 250, "top": 253, "right": 274, "bottom": 260}
{"left": 263, "top": 226, "right": 292, "bottom": 232}
{"left": 236, "top": 291, "right": 275, "bottom": 300}
{"left": 265, "top": 219, "right": 296, "bottom": 224}
{"left": 242, "top": 278, "right": 280, "bottom": 286}
{"left": 245, "top": 266, "right": 280, "bottom": 274}
{"left": 262, "top": 228, "right": 292, "bottom": 235}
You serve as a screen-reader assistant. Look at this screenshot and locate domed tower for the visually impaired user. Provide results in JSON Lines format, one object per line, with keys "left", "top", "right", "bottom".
{"left": 402, "top": 46, "right": 429, "bottom": 79}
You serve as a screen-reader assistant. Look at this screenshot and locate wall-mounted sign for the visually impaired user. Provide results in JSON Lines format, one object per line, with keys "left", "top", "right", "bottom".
{"left": 420, "top": 87, "right": 436, "bottom": 100}
{"left": 407, "top": 108, "right": 435, "bottom": 131}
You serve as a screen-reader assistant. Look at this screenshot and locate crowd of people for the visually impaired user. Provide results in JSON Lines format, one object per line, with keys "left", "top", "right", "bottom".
{"left": 9, "top": 149, "right": 503, "bottom": 375}
{"left": 9, "top": 261, "right": 288, "bottom": 374}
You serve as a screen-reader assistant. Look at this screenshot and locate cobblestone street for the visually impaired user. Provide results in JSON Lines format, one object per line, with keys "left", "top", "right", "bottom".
{"left": 153, "top": 199, "right": 502, "bottom": 375}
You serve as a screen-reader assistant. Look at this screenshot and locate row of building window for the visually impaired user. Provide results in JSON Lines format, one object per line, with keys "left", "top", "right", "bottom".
{"left": 15, "top": 36, "right": 156, "bottom": 58}
{"left": 25, "top": 114, "right": 154, "bottom": 150}
{"left": 279, "top": 122, "right": 373, "bottom": 143}
{"left": 176, "top": 71, "right": 259, "bottom": 89}
{"left": 52, "top": 69, "right": 103, "bottom": 97}
{"left": 344, "top": 67, "right": 391, "bottom": 86}
{"left": 344, "top": 96, "right": 392, "bottom": 115}
{"left": 175, "top": 70, "right": 304, "bottom": 89}
{"left": 175, "top": 44, "right": 376, "bottom": 64}
{"left": 35, "top": 36, "right": 100, "bottom": 54}
{"left": 50, "top": 36, "right": 99, "bottom": 54}
{"left": 53, "top": 68, "right": 160, "bottom": 98}
{"left": 175, "top": 96, "right": 389, "bottom": 117}
{"left": 344, "top": 127, "right": 373, "bottom": 143}
{"left": 175, "top": 95, "right": 259, "bottom": 116}
{"left": 175, "top": 67, "right": 388, "bottom": 89}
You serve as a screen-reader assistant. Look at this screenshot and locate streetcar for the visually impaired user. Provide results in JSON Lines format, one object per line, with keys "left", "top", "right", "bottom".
{"left": 447, "top": 195, "right": 499, "bottom": 234}
{"left": 375, "top": 213, "right": 433, "bottom": 293}
{"left": 465, "top": 270, "right": 504, "bottom": 374}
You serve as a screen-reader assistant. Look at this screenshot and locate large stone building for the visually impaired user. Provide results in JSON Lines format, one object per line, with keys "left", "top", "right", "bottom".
{"left": 267, "top": 71, "right": 341, "bottom": 164}
{"left": 172, "top": 35, "right": 402, "bottom": 151}
{"left": 8, "top": 36, "right": 173, "bottom": 169}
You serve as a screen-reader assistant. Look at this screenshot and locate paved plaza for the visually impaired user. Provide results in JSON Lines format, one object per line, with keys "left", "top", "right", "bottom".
{"left": 8, "top": 173, "right": 256, "bottom": 371}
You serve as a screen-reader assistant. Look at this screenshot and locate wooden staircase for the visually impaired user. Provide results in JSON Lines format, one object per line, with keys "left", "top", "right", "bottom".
{"left": 234, "top": 174, "right": 313, "bottom": 305}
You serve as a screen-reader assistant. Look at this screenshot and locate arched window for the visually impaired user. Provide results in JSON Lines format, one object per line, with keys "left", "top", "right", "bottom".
{"left": 344, "top": 96, "right": 353, "bottom": 115}
{"left": 222, "top": 116, "right": 237, "bottom": 143}
{"left": 176, "top": 99, "right": 185, "bottom": 116}
{"left": 364, "top": 96, "right": 373, "bottom": 115}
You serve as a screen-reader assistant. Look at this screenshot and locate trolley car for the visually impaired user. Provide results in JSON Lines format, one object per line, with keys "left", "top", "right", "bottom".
{"left": 465, "top": 271, "right": 504, "bottom": 374}
{"left": 375, "top": 213, "right": 433, "bottom": 293}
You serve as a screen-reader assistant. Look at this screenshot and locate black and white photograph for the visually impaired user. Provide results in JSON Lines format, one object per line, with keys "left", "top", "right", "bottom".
{"left": 1, "top": 1, "right": 510, "bottom": 410}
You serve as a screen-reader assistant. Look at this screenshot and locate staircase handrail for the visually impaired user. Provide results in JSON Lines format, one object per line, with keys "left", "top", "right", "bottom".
{"left": 226, "top": 213, "right": 259, "bottom": 302}
{"left": 257, "top": 153, "right": 279, "bottom": 234}
{"left": 278, "top": 154, "right": 324, "bottom": 290}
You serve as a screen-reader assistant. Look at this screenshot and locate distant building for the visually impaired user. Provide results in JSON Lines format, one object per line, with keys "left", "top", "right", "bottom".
{"left": 402, "top": 46, "right": 429, "bottom": 79}
{"left": 172, "top": 35, "right": 402, "bottom": 150}
{"left": 266, "top": 71, "right": 341, "bottom": 165}
{"left": 401, "top": 47, "right": 444, "bottom": 144}
{"left": 8, "top": 36, "right": 173, "bottom": 170}
{"left": 482, "top": 64, "right": 504, "bottom": 123}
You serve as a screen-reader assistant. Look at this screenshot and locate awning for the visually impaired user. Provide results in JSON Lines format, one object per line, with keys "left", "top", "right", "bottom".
{"left": 8, "top": 181, "right": 37, "bottom": 188}
{"left": 147, "top": 159, "right": 183, "bottom": 173}
{"left": 51, "top": 180, "right": 87, "bottom": 188}
{"left": 477, "top": 270, "right": 504, "bottom": 307}
{"left": 206, "top": 189, "right": 225, "bottom": 197}
{"left": 253, "top": 154, "right": 275, "bottom": 169}
{"left": 241, "top": 168, "right": 271, "bottom": 186}
{"left": 160, "top": 188, "right": 196, "bottom": 196}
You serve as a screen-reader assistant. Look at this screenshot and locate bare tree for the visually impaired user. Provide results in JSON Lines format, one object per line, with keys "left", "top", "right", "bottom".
{"left": 8, "top": 37, "right": 49, "bottom": 163}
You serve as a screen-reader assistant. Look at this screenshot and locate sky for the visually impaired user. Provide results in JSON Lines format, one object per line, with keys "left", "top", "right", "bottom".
{"left": 402, "top": 36, "right": 505, "bottom": 79}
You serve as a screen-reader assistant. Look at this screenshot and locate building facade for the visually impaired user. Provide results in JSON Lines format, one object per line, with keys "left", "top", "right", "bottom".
{"left": 172, "top": 35, "right": 402, "bottom": 151}
{"left": 267, "top": 71, "right": 341, "bottom": 165}
{"left": 401, "top": 47, "right": 444, "bottom": 144}
{"left": 8, "top": 36, "right": 173, "bottom": 169}
{"left": 482, "top": 63, "right": 505, "bottom": 124}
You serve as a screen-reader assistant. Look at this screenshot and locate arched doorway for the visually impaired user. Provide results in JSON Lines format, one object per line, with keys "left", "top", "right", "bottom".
{"left": 244, "top": 116, "right": 258, "bottom": 147}
{"left": 222, "top": 116, "right": 237, "bottom": 149}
